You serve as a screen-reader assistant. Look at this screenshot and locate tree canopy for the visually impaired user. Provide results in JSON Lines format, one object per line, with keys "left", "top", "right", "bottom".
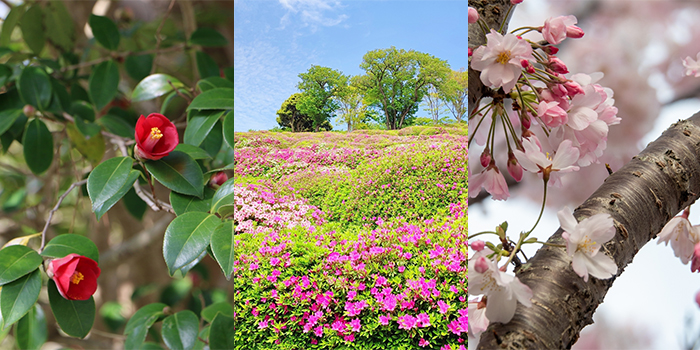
{"left": 276, "top": 93, "right": 332, "bottom": 132}
{"left": 296, "top": 65, "right": 347, "bottom": 132}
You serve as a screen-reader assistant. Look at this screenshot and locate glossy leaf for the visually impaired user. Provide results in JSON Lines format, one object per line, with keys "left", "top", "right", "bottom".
{"left": 160, "top": 89, "right": 190, "bottom": 116}
{"left": 145, "top": 151, "right": 204, "bottom": 198}
{"left": 0, "top": 110, "right": 23, "bottom": 137}
{"left": 66, "top": 123, "right": 105, "bottom": 166}
{"left": 174, "top": 144, "right": 212, "bottom": 160}
{"left": 1, "top": 269, "right": 40, "bottom": 329}
{"left": 186, "top": 88, "right": 234, "bottom": 111}
{"left": 125, "top": 54, "right": 153, "bottom": 82}
{"left": 196, "top": 77, "right": 234, "bottom": 93}
{"left": 89, "top": 14, "right": 120, "bottom": 50}
{"left": 163, "top": 212, "right": 220, "bottom": 276}
{"left": 48, "top": 280, "right": 95, "bottom": 339}
{"left": 201, "top": 302, "right": 233, "bottom": 323}
{"left": 0, "top": 5, "right": 25, "bottom": 47}
{"left": 195, "top": 51, "right": 219, "bottom": 79}
{"left": 200, "top": 119, "right": 223, "bottom": 157}
{"left": 161, "top": 310, "right": 198, "bottom": 350}
{"left": 89, "top": 60, "right": 120, "bottom": 111}
{"left": 97, "top": 114, "right": 135, "bottom": 138}
{"left": 223, "top": 110, "right": 234, "bottom": 149}
{"left": 45, "top": 1, "right": 74, "bottom": 52}
{"left": 217, "top": 204, "right": 234, "bottom": 218}
{"left": 184, "top": 109, "right": 224, "bottom": 147}
{"left": 47, "top": 78, "right": 71, "bottom": 114}
{"left": 211, "top": 178, "right": 234, "bottom": 215}
{"left": 132, "top": 74, "right": 184, "bottom": 102}
{"left": 209, "top": 315, "right": 235, "bottom": 350}
{"left": 41, "top": 234, "right": 100, "bottom": 263}
{"left": 19, "top": 6, "right": 44, "bottom": 54}
{"left": 87, "top": 157, "right": 136, "bottom": 220}
{"left": 211, "top": 222, "right": 233, "bottom": 280}
{"left": 15, "top": 303, "right": 46, "bottom": 350}
{"left": 0, "top": 64, "right": 12, "bottom": 87}
{"left": 18, "top": 67, "right": 52, "bottom": 111}
{"left": 0, "top": 246, "right": 42, "bottom": 286}
{"left": 124, "top": 303, "right": 167, "bottom": 350}
{"left": 189, "top": 28, "right": 228, "bottom": 47}
{"left": 22, "top": 119, "right": 53, "bottom": 175}
{"left": 169, "top": 188, "right": 213, "bottom": 216}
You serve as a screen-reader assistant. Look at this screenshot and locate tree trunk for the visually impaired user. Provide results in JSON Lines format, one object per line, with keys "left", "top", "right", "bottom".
{"left": 477, "top": 112, "right": 700, "bottom": 349}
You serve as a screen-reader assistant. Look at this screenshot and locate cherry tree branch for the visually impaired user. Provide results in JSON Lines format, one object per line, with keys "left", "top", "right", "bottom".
{"left": 477, "top": 113, "right": 700, "bottom": 349}
{"left": 39, "top": 179, "right": 88, "bottom": 253}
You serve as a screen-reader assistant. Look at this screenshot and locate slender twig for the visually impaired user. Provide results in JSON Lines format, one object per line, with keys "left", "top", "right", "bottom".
{"left": 90, "top": 329, "right": 127, "bottom": 340}
{"left": 168, "top": 80, "right": 192, "bottom": 104}
{"left": 197, "top": 293, "right": 210, "bottom": 345}
{"left": 151, "top": 0, "right": 178, "bottom": 75}
{"left": 59, "top": 43, "right": 187, "bottom": 73}
{"left": 138, "top": 158, "right": 162, "bottom": 210}
{"left": 39, "top": 179, "right": 88, "bottom": 253}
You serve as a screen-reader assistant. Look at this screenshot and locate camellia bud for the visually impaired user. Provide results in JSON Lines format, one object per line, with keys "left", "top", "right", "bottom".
{"left": 507, "top": 151, "right": 523, "bottom": 182}
{"left": 23, "top": 105, "right": 35, "bottom": 117}
{"left": 480, "top": 148, "right": 491, "bottom": 168}
{"left": 210, "top": 172, "right": 228, "bottom": 187}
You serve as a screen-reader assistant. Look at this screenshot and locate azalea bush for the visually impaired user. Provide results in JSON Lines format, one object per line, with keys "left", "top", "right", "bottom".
{"left": 0, "top": 2, "right": 233, "bottom": 349}
{"left": 234, "top": 129, "right": 468, "bottom": 349}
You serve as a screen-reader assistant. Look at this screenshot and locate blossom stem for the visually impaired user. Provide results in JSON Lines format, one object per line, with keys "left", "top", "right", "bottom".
{"left": 498, "top": 5, "right": 516, "bottom": 34}
{"left": 468, "top": 104, "right": 493, "bottom": 147}
{"left": 526, "top": 178, "right": 549, "bottom": 235}
{"left": 468, "top": 231, "right": 499, "bottom": 239}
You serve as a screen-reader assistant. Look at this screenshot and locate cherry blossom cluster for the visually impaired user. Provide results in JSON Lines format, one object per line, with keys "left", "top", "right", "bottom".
{"left": 468, "top": 11, "right": 620, "bottom": 200}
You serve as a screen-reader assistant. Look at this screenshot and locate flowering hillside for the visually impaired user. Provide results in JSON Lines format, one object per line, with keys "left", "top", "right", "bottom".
{"left": 233, "top": 126, "right": 468, "bottom": 349}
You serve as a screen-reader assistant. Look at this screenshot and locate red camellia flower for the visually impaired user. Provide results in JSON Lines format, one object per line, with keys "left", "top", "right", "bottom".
{"left": 134, "top": 113, "right": 178, "bottom": 160}
{"left": 47, "top": 254, "right": 101, "bottom": 301}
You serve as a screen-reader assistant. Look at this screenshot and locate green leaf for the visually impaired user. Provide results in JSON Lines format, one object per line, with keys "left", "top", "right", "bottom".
{"left": 184, "top": 109, "right": 224, "bottom": 147}
{"left": 97, "top": 114, "right": 135, "bottom": 138}
{"left": 195, "top": 51, "right": 219, "bottom": 79}
{"left": 0, "top": 110, "right": 23, "bottom": 137}
{"left": 196, "top": 77, "right": 234, "bottom": 93}
{"left": 45, "top": 1, "right": 75, "bottom": 52}
{"left": 22, "top": 119, "right": 53, "bottom": 175}
{"left": 223, "top": 67, "right": 234, "bottom": 83}
{"left": 1, "top": 269, "right": 40, "bottom": 329}
{"left": 161, "top": 310, "right": 198, "bottom": 350}
{"left": 0, "top": 246, "right": 42, "bottom": 286}
{"left": 201, "top": 302, "right": 233, "bottom": 323}
{"left": 189, "top": 28, "right": 228, "bottom": 47}
{"left": 143, "top": 342, "right": 165, "bottom": 350}
{"left": 163, "top": 212, "right": 220, "bottom": 276}
{"left": 66, "top": 124, "right": 105, "bottom": 166}
{"left": 169, "top": 188, "right": 214, "bottom": 216}
{"left": 160, "top": 89, "right": 190, "bottom": 116}
{"left": 123, "top": 187, "right": 146, "bottom": 220}
{"left": 200, "top": 119, "right": 222, "bottom": 157}
{"left": 41, "top": 234, "right": 100, "bottom": 263}
{"left": 19, "top": 6, "right": 45, "bottom": 54}
{"left": 124, "top": 303, "right": 167, "bottom": 350}
{"left": 211, "top": 222, "right": 233, "bottom": 280}
{"left": 0, "top": 5, "right": 26, "bottom": 47}
{"left": 15, "top": 303, "right": 47, "bottom": 350}
{"left": 174, "top": 144, "right": 212, "bottom": 160}
{"left": 210, "top": 178, "right": 233, "bottom": 215}
{"left": 89, "top": 60, "right": 120, "bottom": 111}
{"left": 47, "top": 78, "right": 71, "bottom": 114}
{"left": 187, "top": 88, "right": 233, "bottom": 111}
{"left": 48, "top": 280, "right": 95, "bottom": 339}
{"left": 0, "top": 64, "right": 12, "bottom": 87}
{"left": 18, "top": 67, "right": 52, "bottom": 111}
{"left": 223, "top": 110, "right": 234, "bottom": 149}
{"left": 87, "top": 157, "right": 137, "bottom": 221}
{"left": 125, "top": 54, "right": 153, "bottom": 82}
{"left": 89, "top": 15, "right": 120, "bottom": 51}
{"left": 216, "top": 204, "right": 234, "bottom": 218}
{"left": 209, "top": 315, "right": 234, "bottom": 350}
{"left": 145, "top": 151, "right": 204, "bottom": 198}
{"left": 132, "top": 74, "right": 184, "bottom": 102}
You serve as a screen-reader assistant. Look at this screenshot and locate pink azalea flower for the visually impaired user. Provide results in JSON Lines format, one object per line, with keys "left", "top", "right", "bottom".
{"left": 438, "top": 300, "right": 450, "bottom": 314}
{"left": 398, "top": 314, "right": 418, "bottom": 330}
{"left": 559, "top": 207, "right": 618, "bottom": 282}
{"left": 469, "top": 166, "right": 510, "bottom": 200}
{"left": 417, "top": 313, "right": 430, "bottom": 327}
{"left": 379, "top": 314, "right": 391, "bottom": 325}
{"left": 470, "top": 29, "right": 534, "bottom": 93}
{"left": 350, "top": 318, "right": 361, "bottom": 332}
{"left": 419, "top": 338, "right": 430, "bottom": 347}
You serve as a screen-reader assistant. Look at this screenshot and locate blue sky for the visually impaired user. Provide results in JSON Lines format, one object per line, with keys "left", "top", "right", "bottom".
{"left": 233, "top": 0, "right": 467, "bottom": 132}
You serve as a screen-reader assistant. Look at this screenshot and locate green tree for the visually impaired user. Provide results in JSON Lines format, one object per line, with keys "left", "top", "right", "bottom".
{"left": 422, "top": 84, "right": 451, "bottom": 124}
{"left": 334, "top": 77, "right": 368, "bottom": 132}
{"left": 440, "top": 68, "right": 467, "bottom": 123}
{"left": 296, "top": 65, "right": 347, "bottom": 132}
{"left": 358, "top": 47, "right": 451, "bottom": 129}
{"left": 276, "top": 93, "right": 331, "bottom": 132}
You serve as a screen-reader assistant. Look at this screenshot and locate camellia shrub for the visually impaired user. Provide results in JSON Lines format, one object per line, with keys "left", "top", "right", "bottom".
{"left": 0, "top": 2, "right": 233, "bottom": 349}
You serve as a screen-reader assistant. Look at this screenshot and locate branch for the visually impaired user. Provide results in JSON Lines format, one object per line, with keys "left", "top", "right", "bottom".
{"left": 100, "top": 213, "right": 173, "bottom": 268}
{"left": 59, "top": 43, "right": 188, "bottom": 73}
{"left": 151, "top": 0, "right": 178, "bottom": 75}
{"left": 39, "top": 179, "right": 88, "bottom": 252}
{"left": 477, "top": 113, "right": 700, "bottom": 349}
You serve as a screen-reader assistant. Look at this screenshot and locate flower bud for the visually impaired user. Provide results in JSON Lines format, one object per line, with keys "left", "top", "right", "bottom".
{"left": 548, "top": 56, "right": 569, "bottom": 74}
{"left": 507, "top": 151, "right": 523, "bottom": 182}
{"left": 480, "top": 148, "right": 491, "bottom": 167}
{"left": 474, "top": 257, "right": 489, "bottom": 273}
{"left": 511, "top": 0, "right": 524, "bottom": 4}
{"left": 468, "top": 7, "right": 479, "bottom": 24}
{"left": 542, "top": 46, "right": 559, "bottom": 55}
{"left": 470, "top": 240, "right": 485, "bottom": 252}
{"left": 23, "top": 105, "right": 35, "bottom": 117}
{"left": 210, "top": 172, "right": 229, "bottom": 187}
{"left": 692, "top": 243, "right": 700, "bottom": 273}
{"left": 566, "top": 25, "right": 585, "bottom": 39}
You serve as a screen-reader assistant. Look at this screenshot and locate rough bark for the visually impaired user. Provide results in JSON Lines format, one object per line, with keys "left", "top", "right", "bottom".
{"left": 477, "top": 114, "right": 700, "bottom": 348}
{"left": 468, "top": 0, "right": 515, "bottom": 116}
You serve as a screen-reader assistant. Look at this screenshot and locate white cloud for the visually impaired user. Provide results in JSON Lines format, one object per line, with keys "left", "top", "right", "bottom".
{"left": 278, "top": 0, "right": 348, "bottom": 30}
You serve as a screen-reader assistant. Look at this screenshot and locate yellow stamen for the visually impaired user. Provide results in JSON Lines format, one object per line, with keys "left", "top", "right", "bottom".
{"left": 496, "top": 51, "right": 512, "bottom": 65}
{"left": 71, "top": 272, "right": 84, "bottom": 285}
{"left": 150, "top": 127, "right": 163, "bottom": 140}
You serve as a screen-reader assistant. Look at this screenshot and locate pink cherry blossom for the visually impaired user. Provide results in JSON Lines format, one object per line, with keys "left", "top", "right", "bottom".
{"left": 537, "top": 101, "right": 568, "bottom": 128}
{"left": 468, "top": 298, "right": 490, "bottom": 336}
{"left": 469, "top": 166, "right": 510, "bottom": 200}
{"left": 558, "top": 207, "right": 618, "bottom": 282}
{"left": 470, "top": 29, "right": 534, "bottom": 93}
{"left": 684, "top": 53, "right": 700, "bottom": 77}
{"left": 513, "top": 137, "right": 580, "bottom": 186}
{"left": 541, "top": 15, "right": 581, "bottom": 45}
{"left": 657, "top": 209, "right": 698, "bottom": 264}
